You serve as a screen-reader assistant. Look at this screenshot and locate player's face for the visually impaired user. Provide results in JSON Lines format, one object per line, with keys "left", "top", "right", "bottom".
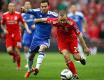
{"left": 24, "top": 2, "right": 31, "bottom": 10}
{"left": 58, "top": 11, "right": 67, "bottom": 22}
{"left": 70, "top": 5, "right": 77, "bottom": 13}
{"left": 8, "top": 3, "right": 15, "bottom": 13}
{"left": 40, "top": 2, "right": 49, "bottom": 13}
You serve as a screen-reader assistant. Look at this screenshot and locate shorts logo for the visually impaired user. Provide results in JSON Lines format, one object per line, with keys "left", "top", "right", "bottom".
{"left": 17, "top": 42, "right": 22, "bottom": 48}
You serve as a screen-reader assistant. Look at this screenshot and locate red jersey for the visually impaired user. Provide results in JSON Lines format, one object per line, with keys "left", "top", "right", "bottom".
{"left": 47, "top": 18, "right": 80, "bottom": 40}
{"left": 47, "top": 18, "right": 80, "bottom": 53}
{"left": 1, "top": 11, "right": 24, "bottom": 32}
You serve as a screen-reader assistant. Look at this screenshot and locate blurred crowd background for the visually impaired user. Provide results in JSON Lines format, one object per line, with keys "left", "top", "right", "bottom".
{"left": 0, "top": 0, "right": 104, "bottom": 53}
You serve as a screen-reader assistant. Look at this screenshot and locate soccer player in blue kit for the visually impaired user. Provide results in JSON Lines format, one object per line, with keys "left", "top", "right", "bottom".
{"left": 24, "top": 0, "right": 58, "bottom": 78}
{"left": 68, "top": 4, "right": 87, "bottom": 61}
{"left": 21, "top": 1, "right": 35, "bottom": 68}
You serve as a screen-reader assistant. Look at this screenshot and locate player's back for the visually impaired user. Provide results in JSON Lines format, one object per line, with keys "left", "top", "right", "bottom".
{"left": 68, "top": 11, "right": 84, "bottom": 32}
{"left": 27, "top": 8, "right": 58, "bottom": 39}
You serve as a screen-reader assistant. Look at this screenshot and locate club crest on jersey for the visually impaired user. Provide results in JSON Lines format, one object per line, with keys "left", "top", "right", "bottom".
{"left": 30, "top": 15, "right": 33, "bottom": 19}
{"left": 14, "top": 16, "right": 18, "bottom": 20}
{"left": 6, "top": 17, "right": 9, "bottom": 20}
{"left": 40, "top": 15, "right": 42, "bottom": 17}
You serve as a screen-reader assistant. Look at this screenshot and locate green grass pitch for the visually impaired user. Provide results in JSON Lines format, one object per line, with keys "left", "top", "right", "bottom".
{"left": 0, "top": 52, "right": 104, "bottom": 80}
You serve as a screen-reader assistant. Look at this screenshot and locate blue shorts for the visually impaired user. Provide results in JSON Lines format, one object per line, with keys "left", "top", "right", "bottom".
{"left": 29, "top": 38, "right": 50, "bottom": 53}
{"left": 22, "top": 32, "right": 34, "bottom": 47}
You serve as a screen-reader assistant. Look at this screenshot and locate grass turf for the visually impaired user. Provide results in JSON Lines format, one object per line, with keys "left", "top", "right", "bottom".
{"left": 0, "top": 52, "right": 104, "bottom": 80}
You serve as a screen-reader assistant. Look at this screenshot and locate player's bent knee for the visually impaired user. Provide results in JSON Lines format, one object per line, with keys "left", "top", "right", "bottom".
{"left": 39, "top": 45, "right": 48, "bottom": 52}
{"left": 7, "top": 47, "right": 13, "bottom": 53}
{"left": 61, "top": 50, "right": 71, "bottom": 62}
{"left": 61, "top": 50, "right": 69, "bottom": 56}
{"left": 73, "top": 54, "right": 81, "bottom": 61}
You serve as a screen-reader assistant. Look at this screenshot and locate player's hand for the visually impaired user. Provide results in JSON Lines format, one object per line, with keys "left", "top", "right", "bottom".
{"left": 4, "top": 29, "right": 8, "bottom": 34}
{"left": 31, "top": 25, "right": 35, "bottom": 29}
{"left": 26, "top": 29, "right": 31, "bottom": 34}
{"left": 84, "top": 47, "right": 91, "bottom": 56}
{"left": 20, "top": 7, "right": 27, "bottom": 12}
{"left": 42, "top": 18, "right": 48, "bottom": 21}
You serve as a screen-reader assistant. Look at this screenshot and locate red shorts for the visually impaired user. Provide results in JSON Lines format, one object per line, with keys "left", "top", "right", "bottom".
{"left": 57, "top": 38, "right": 79, "bottom": 54}
{"left": 6, "top": 31, "right": 22, "bottom": 48}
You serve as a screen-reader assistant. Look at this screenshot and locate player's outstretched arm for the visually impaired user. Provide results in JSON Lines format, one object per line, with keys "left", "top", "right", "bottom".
{"left": 1, "top": 24, "right": 8, "bottom": 34}
{"left": 23, "top": 22, "right": 31, "bottom": 34}
{"left": 34, "top": 18, "right": 47, "bottom": 23}
{"left": 78, "top": 33, "right": 90, "bottom": 55}
{"left": 1, "top": 16, "right": 8, "bottom": 34}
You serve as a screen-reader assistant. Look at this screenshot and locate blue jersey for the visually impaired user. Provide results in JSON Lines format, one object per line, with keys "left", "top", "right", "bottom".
{"left": 22, "top": 13, "right": 35, "bottom": 32}
{"left": 22, "top": 13, "right": 35, "bottom": 47}
{"left": 27, "top": 8, "right": 58, "bottom": 39}
{"left": 68, "top": 11, "right": 84, "bottom": 32}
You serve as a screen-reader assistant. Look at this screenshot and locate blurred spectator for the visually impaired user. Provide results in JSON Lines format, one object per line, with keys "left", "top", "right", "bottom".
{"left": 87, "top": 23, "right": 100, "bottom": 42}
{"left": 100, "top": 22, "right": 104, "bottom": 39}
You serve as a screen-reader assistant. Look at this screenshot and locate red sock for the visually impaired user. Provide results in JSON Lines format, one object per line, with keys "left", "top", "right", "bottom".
{"left": 15, "top": 53, "right": 21, "bottom": 68}
{"left": 66, "top": 61, "right": 77, "bottom": 75}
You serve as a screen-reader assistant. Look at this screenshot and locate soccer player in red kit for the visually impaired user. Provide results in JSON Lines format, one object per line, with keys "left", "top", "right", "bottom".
{"left": 1, "top": 3, "right": 31, "bottom": 70}
{"left": 39, "top": 10, "right": 90, "bottom": 79}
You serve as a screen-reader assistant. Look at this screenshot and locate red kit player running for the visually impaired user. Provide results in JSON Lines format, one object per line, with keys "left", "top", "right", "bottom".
{"left": 44, "top": 10, "right": 90, "bottom": 79}
{"left": 1, "top": 3, "right": 31, "bottom": 70}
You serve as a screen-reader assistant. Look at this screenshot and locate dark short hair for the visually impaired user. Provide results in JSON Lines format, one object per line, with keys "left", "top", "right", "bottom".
{"left": 40, "top": 0, "right": 49, "bottom": 5}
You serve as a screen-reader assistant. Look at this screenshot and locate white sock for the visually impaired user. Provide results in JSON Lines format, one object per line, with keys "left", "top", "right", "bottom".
{"left": 24, "top": 52, "right": 29, "bottom": 65}
{"left": 78, "top": 43, "right": 86, "bottom": 59}
{"left": 35, "top": 52, "right": 45, "bottom": 70}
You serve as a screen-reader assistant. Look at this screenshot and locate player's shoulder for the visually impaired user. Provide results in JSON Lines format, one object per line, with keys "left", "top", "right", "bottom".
{"left": 21, "top": 13, "right": 28, "bottom": 16}
{"left": 3, "top": 12, "right": 9, "bottom": 16}
{"left": 15, "top": 11, "right": 21, "bottom": 14}
{"left": 30, "top": 8, "right": 40, "bottom": 12}
{"left": 21, "top": 13, "right": 25, "bottom": 16}
{"left": 76, "top": 11, "right": 84, "bottom": 17}
{"left": 48, "top": 11, "right": 58, "bottom": 17}
{"left": 67, "top": 12, "right": 73, "bottom": 17}
{"left": 68, "top": 11, "right": 84, "bottom": 17}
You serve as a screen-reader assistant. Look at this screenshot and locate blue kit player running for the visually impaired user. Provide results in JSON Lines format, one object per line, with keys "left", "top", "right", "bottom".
{"left": 21, "top": 1, "right": 35, "bottom": 68}
{"left": 24, "top": 0, "right": 58, "bottom": 78}
{"left": 68, "top": 4, "right": 87, "bottom": 60}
